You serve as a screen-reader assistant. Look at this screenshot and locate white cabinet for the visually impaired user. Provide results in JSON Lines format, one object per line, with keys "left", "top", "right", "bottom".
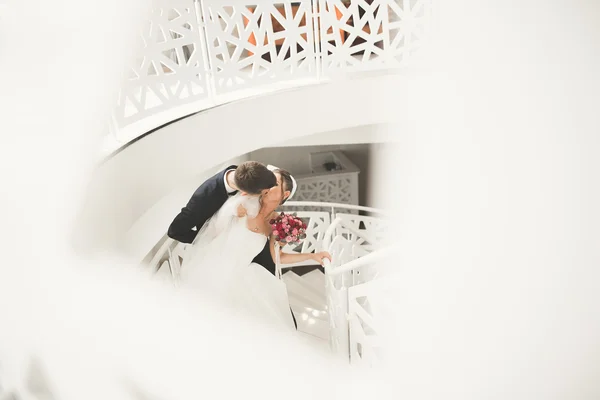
{"left": 293, "top": 151, "right": 360, "bottom": 206}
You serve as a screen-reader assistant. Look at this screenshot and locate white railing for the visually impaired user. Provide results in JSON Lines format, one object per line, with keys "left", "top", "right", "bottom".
{"left": 322, "top": 216, "right": 388, "bottom": 365}
{"left": 110, "top": 0, "right": 432, "bottom": 147}
{"left": 146, "top": 201, "right": 388, "bottom": 271}
{"left": 145, "top": 201, "right": 388, "bottom": 365}
{"left": 283, "top": 200, "right": 390, "bottom": 215}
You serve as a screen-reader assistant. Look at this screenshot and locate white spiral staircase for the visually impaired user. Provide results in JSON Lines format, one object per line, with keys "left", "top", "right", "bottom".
{"left": 99, "top": 0, "right": 428, "bottom": 365}
{"left": 148, "top": 201, "right": 389, "bottom": 364}
{"left": 5, "top": 0, "right": 600, "bottom": 398}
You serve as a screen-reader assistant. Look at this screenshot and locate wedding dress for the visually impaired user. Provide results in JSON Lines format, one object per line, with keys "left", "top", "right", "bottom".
{"left": 179, "top": 194, "right": 296, "bottom": 331}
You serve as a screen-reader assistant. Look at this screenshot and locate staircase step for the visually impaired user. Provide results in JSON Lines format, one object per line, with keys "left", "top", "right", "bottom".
{"left": 296, "top": 331, "right": 331, "bottom": 351}
{"left": 283, "top": 272, "right": 325, "bottom": 301}
{"left": 290, "top": 302, "right": 328, "bottom": 323}
{"left": 295, "top": 312, "right": 329, "bottom": 340}
{"left": 288, "top": 290, "right": 326, "bottom": 312}
{"left": 301, "top": 269, "right": 326, "bottom": 289}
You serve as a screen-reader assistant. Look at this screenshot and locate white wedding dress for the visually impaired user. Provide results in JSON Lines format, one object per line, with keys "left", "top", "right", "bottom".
{"left": 179, "top": 194, "right": 296, "bottom": 331}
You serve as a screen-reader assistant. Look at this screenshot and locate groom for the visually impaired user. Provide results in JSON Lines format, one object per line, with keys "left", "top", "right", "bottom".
{"left": 167, "top": 161, "right": 278, "bottom": 273}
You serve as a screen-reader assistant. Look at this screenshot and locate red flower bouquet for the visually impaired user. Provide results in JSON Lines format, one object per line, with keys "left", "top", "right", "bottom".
{"left": 269, "top": 212, "right": 307, "bottom": 245}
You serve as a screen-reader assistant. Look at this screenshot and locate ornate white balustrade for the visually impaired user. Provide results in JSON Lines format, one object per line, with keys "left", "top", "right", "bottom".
{"left": 145, "top": 201, "right": 389, "bottom": 365}
{"left": 322, "top": 215, "right": 390, "bottom": 365}
{"left": 146, "top": 200, "right": 388, "bottom": 271}
{"left": 111, "top": 0, "right": 432, "bottom": 146}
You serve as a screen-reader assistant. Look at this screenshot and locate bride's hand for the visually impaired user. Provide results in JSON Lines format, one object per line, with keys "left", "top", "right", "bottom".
{"left": 310, "top": 251, "right": 332, "bottom": 266}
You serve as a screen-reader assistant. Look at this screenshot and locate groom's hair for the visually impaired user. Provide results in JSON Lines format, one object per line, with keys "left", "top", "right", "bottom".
{"left": 234, "top": 161, "right": 277, "bottom": 194}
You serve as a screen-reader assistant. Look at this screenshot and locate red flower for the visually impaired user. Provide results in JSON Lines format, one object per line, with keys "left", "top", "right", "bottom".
{"left": 270, "top": 213, "right": 307, "bottom": 245}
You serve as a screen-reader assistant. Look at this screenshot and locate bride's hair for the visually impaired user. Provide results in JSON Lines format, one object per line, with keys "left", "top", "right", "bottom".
{"left": 275, "top": 169, "right": 294, "bottom": 204}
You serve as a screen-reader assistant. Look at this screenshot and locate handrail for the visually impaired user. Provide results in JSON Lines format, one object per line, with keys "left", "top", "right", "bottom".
{"left": 322, "top": 217, "right": 342, "bottom": 252}
{"left": 147, "top": 237, "right": 175, "bottom": 269}
{"left": 282, "top": 201, "right": 389, "bottom": 215}
{"left": 146, "top": 201, "right": 387, "bottom": 270}
{"left": 323, "top": 246, "right": 392, "bottom": 276}
{"left": 322, "top": 216, "right": 379, "bottom": 269}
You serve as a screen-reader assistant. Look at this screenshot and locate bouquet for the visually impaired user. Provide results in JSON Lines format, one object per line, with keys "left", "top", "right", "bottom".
{"left": 269, "top": 212, "right": 307, "bottom": 245}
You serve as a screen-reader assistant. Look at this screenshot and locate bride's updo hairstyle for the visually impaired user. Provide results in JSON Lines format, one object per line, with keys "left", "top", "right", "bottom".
{"left": 274, "top": 169, "right": 295, "bottom": 204}
{"left": 234, "top": 161, "right": 277, "bottom": 195}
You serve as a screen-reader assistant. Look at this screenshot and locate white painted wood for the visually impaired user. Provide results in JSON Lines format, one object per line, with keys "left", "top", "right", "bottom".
{"left": 108, "top": 0, "right": 432, "bottom": 149}
{"left": 319, "top": 0, "right": 432, "bottom": 76}
{"left": 114, "top": 0, "right": 211, "bottom": 131}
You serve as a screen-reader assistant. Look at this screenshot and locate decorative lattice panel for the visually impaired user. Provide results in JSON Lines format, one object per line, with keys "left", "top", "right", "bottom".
{"left": 387, "top": 0, "right": 431, "bottom": 63}
{"left": 328, "top": 235, "right": 358, "bottom": 268}
{"left": 324, "top": 234, "right": 382, "bottom": 361}
{"left": 200, "top": 0, "right": 318, "bottom": 95}
{"left": 334, "top": 213, "right": 389, "bottom": 253}
{"left": 348, "top": 279, "right": 381, "bottom": 365}
{"left": 109, "top": 0, "right": 432, "bottom": 141}
{"left": 326, "top": 275, "right": 349, "bottom": 355}
{"left": 114, "top": 0, "right": 211, "bottom": 130}
{"left": 352, "top": 258, "right": 380, "bottom": 285}
{"left": 319, "top": 0, "right": 431, "bottom": 74}
{"left": 294, "top": 173, "right": 359, "bottom": 208}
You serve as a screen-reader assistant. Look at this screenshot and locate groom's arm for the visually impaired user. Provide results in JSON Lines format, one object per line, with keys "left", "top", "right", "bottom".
{"left": 167, "top": 206, "right": 202, "bottom": 244}
{"left": 167, "top": 180, "right": 223, "bottom": 244}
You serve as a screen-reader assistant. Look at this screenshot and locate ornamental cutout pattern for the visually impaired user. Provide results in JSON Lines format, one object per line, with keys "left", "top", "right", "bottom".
{"left": 115, "top": 0, "right": 210, "bottom": 130}
{"left": 201, "top": 0, "right": 318, "bottom": 95}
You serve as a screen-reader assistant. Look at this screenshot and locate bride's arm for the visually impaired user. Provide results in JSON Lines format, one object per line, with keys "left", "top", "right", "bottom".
{"left": 269, "top": 234, "right": 332, "bottom": 266}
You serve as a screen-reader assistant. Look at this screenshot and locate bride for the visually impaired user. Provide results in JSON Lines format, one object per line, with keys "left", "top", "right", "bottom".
{"left": 179, "top": 168, "right": 332, "bottom": 330}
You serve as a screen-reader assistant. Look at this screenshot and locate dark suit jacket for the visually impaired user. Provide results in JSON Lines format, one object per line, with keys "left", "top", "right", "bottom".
{"left": 167, "top": 165, "right": 276, "bottom": 276}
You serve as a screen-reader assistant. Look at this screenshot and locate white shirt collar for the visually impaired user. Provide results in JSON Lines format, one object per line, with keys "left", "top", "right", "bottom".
{"left": 224, "top": 169, "right": 237, "bottom": 193}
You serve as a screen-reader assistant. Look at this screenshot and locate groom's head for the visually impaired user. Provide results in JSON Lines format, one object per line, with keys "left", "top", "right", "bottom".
{"left": 234, "top": 161, "right": 277, "bottom": 196}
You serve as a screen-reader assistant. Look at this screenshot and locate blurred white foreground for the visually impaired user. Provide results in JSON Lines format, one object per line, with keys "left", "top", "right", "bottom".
{"left": 1, "top": 1, "right": 600, "bottom": 400}
{"left": 0, "top": 2, "right": 381, "bottom": 399}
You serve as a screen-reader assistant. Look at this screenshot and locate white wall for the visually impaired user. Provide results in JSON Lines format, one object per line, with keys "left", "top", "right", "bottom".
{"left": 248, "top": 144, "right": 367, "bottom": 176}
{"left": 248, "top": 143, "right": 374, "bottom": 206}
{"left": 75, "top": 73, "right": 414, "bottom": 260}
{"left": 272, "top": 123, "right": 397, "bottom": 148}
{"left": 120, "top": 154, "right": 250, "bottom": 261}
